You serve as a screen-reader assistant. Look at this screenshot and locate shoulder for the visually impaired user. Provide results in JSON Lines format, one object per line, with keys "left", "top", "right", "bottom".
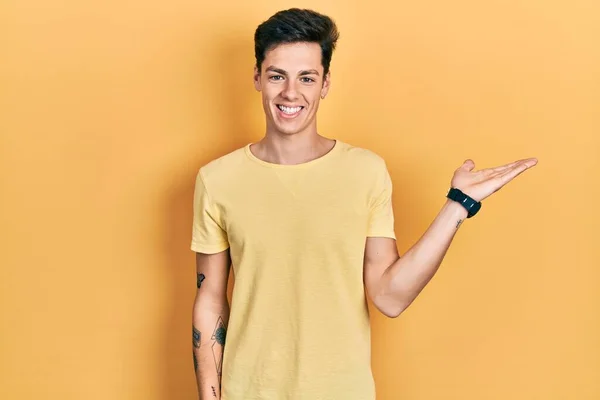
{"left": 338, "top": 140, "right": 389, "bottom": 172}
{"left": 195, "top": 145, "right": 248, "bottom": 185}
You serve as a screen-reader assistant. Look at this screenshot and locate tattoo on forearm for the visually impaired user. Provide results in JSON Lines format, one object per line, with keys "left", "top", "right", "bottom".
{"left": 197, "top": 273, "right": 205, "bottom": 288}
{"left": 456, "top": 219, "right": 463, "bottom": 229}
{"left": 214, "top": 322, "right": 226, "bottom": 346}
{"left": 193, "top": 351, "right": 198, "bottom": 371}
{"left": 211, "top": 316, "right": 227, "bottom": 376}
{"left": 193, "top": 326, "right": 201, "bottom": 348}
{"left": 211, "top": 386, "right": 217, "bottom": 397}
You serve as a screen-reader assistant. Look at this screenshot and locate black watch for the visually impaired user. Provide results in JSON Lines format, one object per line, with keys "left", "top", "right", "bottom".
{"left": 446, "top": 187, "right": 481, "bottom": 218}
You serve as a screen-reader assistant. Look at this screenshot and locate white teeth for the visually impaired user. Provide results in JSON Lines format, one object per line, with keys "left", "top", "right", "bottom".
{"left": 278, "top": 105, "right": 302, "bottom": 114}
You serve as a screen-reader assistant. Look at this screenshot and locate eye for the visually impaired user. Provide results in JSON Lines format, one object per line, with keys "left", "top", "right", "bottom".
{"left": 269, "top": 75, "right": 284, "bottom": 81}
{"left": 300, "top": 77, "right": 315, "bottom": 83}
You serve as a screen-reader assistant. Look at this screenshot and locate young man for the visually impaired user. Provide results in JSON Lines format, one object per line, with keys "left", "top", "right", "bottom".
{"left": 190, "top": 8, "right": 537, "bottom": 400}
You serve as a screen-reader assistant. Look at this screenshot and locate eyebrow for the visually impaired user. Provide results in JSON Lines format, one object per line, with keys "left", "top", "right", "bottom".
{"left": 265, "top": 66, "right": 320, "bottom": 76}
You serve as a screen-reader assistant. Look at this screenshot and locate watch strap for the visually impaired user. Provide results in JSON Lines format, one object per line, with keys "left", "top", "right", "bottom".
{"left": 446, "top": 187, "right": 481, "bottom": 218}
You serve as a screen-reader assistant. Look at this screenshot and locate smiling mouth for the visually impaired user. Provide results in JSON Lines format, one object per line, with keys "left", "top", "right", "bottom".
{"left": 277, "top": 105, "right": 304, "bottom": 115}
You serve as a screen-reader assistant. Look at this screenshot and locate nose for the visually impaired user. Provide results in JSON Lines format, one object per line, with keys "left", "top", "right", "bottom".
{"left": 281, "top": 79, "right": 299, "bottom": 100}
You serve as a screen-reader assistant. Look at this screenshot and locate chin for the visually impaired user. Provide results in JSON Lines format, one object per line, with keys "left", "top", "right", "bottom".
{"left": 275, "top": 128, "right": 303, "bottom": 136}
{"left": 270, "top": 120, "right": 305, "bottom": 136}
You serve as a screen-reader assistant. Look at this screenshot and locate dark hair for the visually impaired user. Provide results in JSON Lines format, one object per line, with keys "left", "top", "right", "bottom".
{"left": 254, "top": 8, "right": 340, "bottom": 76}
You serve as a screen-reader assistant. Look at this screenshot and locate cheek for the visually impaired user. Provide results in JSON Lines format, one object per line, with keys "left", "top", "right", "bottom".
{"left": 310, "top": 86, "right": 324, "bottom": 100}
{"left": 261, "top": 89, "right": 274, "bottom": 104}
{"left": 308, "top": 92, "right": 322, "bottom": 107}
{"left": 262, "top": 87, "right": 279, "bottom": 103}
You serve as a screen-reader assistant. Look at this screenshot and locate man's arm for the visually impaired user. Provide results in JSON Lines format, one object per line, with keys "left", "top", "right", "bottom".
{"left": 193, "top": 249, "right": 231, "bottom": 399}
{"left": 364, "top": 200, "right": 467, "bottom": 318}
{"left": 364, "top": 158, "right": 537, "bottom": 318}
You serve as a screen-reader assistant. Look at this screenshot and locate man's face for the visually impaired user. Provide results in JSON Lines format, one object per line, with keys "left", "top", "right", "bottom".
{"left": 254, "top": 42, "right": 331, "bottom": 137}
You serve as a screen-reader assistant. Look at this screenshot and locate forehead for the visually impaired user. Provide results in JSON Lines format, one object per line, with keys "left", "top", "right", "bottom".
{"left": 262, "top": 42, "right": 323, "bottom": 73}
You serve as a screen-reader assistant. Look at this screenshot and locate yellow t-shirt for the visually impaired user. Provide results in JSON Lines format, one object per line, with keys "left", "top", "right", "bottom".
{"left": 191, "top": 139, "right": 396, "bottom": 400}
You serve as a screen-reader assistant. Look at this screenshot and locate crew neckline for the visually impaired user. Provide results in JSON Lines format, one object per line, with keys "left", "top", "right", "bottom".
{"left": 244, "top": 139, "right": 342, "bottom": 169}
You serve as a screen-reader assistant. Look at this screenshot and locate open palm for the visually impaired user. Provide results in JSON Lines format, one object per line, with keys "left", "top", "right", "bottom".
{"left": 451, "top": 158, "right": 538, "bottom": 202}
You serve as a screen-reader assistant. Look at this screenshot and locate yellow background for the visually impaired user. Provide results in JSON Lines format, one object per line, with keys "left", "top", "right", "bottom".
{"left": 1, "top": 0, "right": 598, "bottom": 399}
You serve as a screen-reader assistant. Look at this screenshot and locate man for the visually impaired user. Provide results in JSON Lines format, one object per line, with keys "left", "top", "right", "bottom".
{"left": 190, "top": 8, "right": 537, "bottom": 400}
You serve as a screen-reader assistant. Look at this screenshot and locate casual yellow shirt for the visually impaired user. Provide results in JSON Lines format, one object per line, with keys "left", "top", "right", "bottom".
{"left": 191, "top": 139, "right": 396, "bottom": 400}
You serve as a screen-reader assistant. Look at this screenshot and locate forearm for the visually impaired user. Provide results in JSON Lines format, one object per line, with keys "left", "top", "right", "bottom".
{"left": 381, "top": 199, "right": 468, "bottom": 314}
{"left": 192, "top": 297, "right": 230, "bottom": 399}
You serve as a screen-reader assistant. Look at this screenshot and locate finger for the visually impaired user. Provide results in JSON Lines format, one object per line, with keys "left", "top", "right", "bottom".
{"left": 479, "top": 160, "right": 521, "bottom": 180}
{"left": 496, "top": 159, "right": 538, "bottom": 184}
{"left": 483, "top": 158, "right": 538, "bottom": 177}
{"left": 460, "top": 159, "right": 476, "bottom": 172}
{"left": 491, "top": 160, "right": 524, "bottom": 173}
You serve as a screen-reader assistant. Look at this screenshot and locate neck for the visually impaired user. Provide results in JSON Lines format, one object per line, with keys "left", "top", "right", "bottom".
{"left": 252, "top": 130, "right": 335, "bottom": 166}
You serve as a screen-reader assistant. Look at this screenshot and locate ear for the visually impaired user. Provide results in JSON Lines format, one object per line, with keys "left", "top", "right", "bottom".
{"left": 320, "top": 71, "right": 331, "bottom": 99}
{"left": 253, "top": 66, "right": 262, "bottom": 92}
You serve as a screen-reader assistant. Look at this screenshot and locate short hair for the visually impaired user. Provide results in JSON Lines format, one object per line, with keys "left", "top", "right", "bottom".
{"left": 254, "top": 8, "right": 340, "bottom": 77}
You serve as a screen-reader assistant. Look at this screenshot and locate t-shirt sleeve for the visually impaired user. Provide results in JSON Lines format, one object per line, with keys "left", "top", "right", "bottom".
{"left": 367, "top": 162, "right": 396, "bottom": 239}
{"left": 190, "top": 170, "right": 230, "bottom": 254}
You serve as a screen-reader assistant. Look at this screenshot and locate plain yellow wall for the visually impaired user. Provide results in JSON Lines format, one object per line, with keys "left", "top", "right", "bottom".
{"left": 1, "top": 0, "right": 598, "bottom": 399}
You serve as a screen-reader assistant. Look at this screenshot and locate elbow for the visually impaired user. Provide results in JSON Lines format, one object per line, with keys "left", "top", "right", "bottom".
{"left": 374, "top": 297, "right": 407, "bottom": 319}
{"left": 382, "top": 307, "right": 404, "bottom": 319}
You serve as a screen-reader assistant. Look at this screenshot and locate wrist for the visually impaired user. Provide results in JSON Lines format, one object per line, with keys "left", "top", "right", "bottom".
{"left": 453, "top": 186, "right": 480, "bottom": 202}
{"left": 446, "top": 187, "right": 481, "bottom": 218}
{"left": 444, "top": 198, "right": 469, "bottom": 219}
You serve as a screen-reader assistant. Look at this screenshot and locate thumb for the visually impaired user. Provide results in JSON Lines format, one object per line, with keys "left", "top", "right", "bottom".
{"left": 460, "top": 159, "right": 475, "bottom": 172}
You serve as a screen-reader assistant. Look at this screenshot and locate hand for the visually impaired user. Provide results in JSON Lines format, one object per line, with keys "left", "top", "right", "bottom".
{"left": 450, "top": 158, "right": 538, "bottom": 202}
